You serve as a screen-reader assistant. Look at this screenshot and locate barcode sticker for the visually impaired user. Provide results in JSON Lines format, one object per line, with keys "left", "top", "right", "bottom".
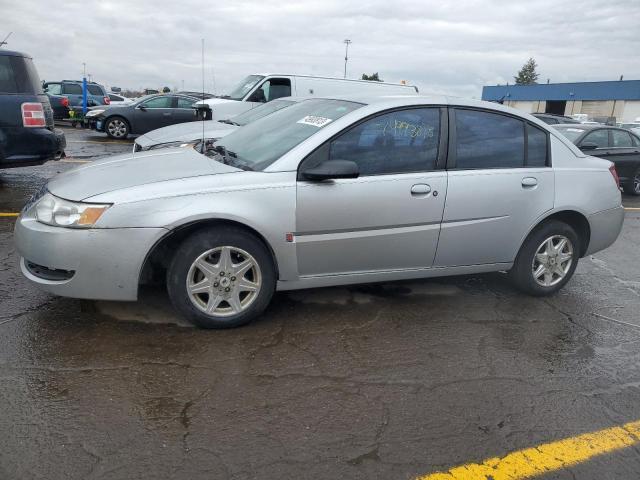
{"left": 297, "top": 115, "right": 333, "bottom": 127}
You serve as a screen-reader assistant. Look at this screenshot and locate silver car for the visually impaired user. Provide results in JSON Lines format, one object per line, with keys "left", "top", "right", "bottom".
{"left": 15, "top": 96, "right": 624, "bottom": 328}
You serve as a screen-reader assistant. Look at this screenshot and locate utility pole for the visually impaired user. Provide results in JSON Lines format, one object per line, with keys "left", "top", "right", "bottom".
{"left": 0, "top": 32, "right": 12, "bottom": 48}
{"left": 343, "top": 39, "right": 352, "bottom": 79}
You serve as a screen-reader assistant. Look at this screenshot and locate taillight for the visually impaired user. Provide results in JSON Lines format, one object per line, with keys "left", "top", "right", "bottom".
{"left": 104, "top": 96, "right": 111, "bottom": 105}
{"left": 21, "top": 103, "right": 46, "bottom": 127}
{"left": 61, "top": 97, "right": 69, "bottom": 107}
{"left": 609, "top": 164, "right": 620, "bottom": 188}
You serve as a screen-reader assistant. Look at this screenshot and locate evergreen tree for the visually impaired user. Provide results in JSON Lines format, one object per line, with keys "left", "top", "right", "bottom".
{"left": 514, "top": 58, "right": 539, "bottom": 85}
{"left": 361, "top": 72, "right": 383, "bottom": 82}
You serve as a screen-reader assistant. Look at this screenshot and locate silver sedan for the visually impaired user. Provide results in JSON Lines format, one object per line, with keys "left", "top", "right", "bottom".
{"left": 15, "top": 95, "right": 624, "bottom": 328}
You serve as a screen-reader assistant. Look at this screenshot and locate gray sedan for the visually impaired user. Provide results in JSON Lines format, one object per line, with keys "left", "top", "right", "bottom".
{"left": 15, "top": 96, "right": 624, "bottom": 328}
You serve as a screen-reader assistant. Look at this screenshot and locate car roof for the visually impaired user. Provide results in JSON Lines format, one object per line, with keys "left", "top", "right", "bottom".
{"left": 0, "top": 50, "right": 30, "bottom": 58}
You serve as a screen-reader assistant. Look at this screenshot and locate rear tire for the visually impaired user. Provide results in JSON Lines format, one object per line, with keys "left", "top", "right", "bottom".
{"left": 509, "top": 220, "right": 579, "bottom": 296}
{"left": 623, "top": 168, "right": 640, "bottom": 196}
{"left": 105, "top": 116, "right": 129, "bottom": 139}
{"left": 166, "top": 227, "right": 276, "bottom": 329}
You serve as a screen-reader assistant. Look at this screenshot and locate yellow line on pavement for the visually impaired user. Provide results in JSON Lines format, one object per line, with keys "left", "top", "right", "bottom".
{"left": 0, "top": 213, "right": 19, "bottom": 217}
{"left": 417, "top": 419, "right": 640, "bottom": 480}
{"left": 60, "top": 158, "right": 90, "bottom": 163}
{"left": 624, "top": 207, "right": 640, "bottom": 211}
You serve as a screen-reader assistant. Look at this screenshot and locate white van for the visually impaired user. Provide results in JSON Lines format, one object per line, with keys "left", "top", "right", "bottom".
{"left": 200, "top": 73, "right": 419, "bottom": 120}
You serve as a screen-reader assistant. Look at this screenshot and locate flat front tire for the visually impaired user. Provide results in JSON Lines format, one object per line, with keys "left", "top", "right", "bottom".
{"left": 166, "top": 227, "right": 276, "bottom": 328}
{"left": 509, "top": 220, "right": 580, "bottom": 296}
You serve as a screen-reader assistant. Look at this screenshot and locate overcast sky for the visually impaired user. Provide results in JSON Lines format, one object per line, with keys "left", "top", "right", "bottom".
{"left": 2, "top": 0, "right": 639, "bottom": 97}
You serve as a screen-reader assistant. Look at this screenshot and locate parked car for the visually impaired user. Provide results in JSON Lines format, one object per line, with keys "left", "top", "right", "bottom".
{"left": 134, "top": 97, "right": 300, "bottom": 151}
{"left": 15, "top": 96, "right": 623, "bottom": 328}
{"left": 554, "top": 124, "right": 640, "bottom": 195}
{"left": 176, "top": 91, "right": 216, "bottom": 100}
{"left": 197, "top": 73, "right": 419, "bottom": 120}
{"left": 43, "top": 80, "right": 111, "bottom": 108}
{"left": 107, "top": 93, "right": 134, "bottom": 106}
{"left": 532, "top": 113, "right": 580, "bottom": 125}
{"left": 618, "top": 122, "right": 640, "bottom": 136}
{"left": 0, "top": 50, "right": 65, "bottom": 168}
{"left": 46, "top": 92, "right": 70, "bottom": 120}
{"left": 87, "top": 93, "right": 202, "bottom": 139}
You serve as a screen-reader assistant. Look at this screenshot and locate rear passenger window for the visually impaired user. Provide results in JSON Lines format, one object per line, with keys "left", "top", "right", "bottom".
{"left": 455, "top": 109, "right": 524, "bottom": 169}
{"left": 63, "top": 84, "right": 83, "bottom": 95}
{"left": 0, "top": 56, "right": 17, "bottom": 93}
{"left": 527, "top": 124, "right": 548, "bottom": 167}
{"left": 177, "top": 97, "right": 196, "bottom": 108}
{"left": 329, "top": 108, "right": 440, "bottom": 176}
{"left": 87, "top": 85, "right": 103, "bottom": 96}
{"left": 611, "top": 130, "right": 633, "bottom": 147}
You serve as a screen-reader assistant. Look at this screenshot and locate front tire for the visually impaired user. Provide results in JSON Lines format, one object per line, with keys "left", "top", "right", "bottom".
{"left": 105, "top": 116, "right": 129, "bottom": 139}
{"left": 623, "top": 168, "right": 640, "bottom": 196}
{"left": 509, "top": 220, "right": 579, "bottom": 296}
{"left": 166, "top": 227, "right": 276, "bottom": 328}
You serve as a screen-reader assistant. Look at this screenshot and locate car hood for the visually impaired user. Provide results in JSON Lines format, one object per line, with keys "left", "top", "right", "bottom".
{"left": 47, "top": 147, "right": 238, "bottom": 201}
{"left": 135, "top": 121, "right": 238, "bottom": 149}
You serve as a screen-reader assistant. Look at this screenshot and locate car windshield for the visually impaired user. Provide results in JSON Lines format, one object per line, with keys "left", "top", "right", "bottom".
{"left": 225, "top": 99, "right": 296, "bottom": 126}
{"left": 204, "top": 99, "right": 363, "bottom": 171}
{"left": 555, "top": 126, "right": 586, "bottom": 142}
{"left": 226, "top": 75, "right": 265, "bottom": 101}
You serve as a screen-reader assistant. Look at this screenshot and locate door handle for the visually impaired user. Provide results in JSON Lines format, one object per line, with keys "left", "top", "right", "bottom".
{"left": 411, "top": 184, "right": 431, "bottom": 195}
{"left": 163, "top": 112, "right": 172, "bottom": 116}
{"left": 522, "top": 177, "right": 538, "bottom": 188}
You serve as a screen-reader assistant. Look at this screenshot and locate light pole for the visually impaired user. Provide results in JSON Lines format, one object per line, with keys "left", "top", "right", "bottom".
{"left": 343, "top": 39, "right": 352, "bottom": 79}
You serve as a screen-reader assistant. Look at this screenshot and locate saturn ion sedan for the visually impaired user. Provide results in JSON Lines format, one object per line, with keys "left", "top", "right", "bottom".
{"left": 15, "top": 96, "right": 624, "bottom": 328}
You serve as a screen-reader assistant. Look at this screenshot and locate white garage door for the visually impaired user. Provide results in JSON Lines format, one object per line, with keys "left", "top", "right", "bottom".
{"left": 581, "top": 101, "right": 610, "bottom": 117}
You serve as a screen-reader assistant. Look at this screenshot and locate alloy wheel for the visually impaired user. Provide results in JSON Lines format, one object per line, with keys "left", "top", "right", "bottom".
{"left": 107, "top": 119, "right": 127, "bottom": 138}
{"left": 634, "top": 173, "right": 640, "bottom": 194}
{"left": 531, "top": 235, "right": 574, "bottom": 287}
{"left": 186, "top": 246, "right": 262, "bottom": 317}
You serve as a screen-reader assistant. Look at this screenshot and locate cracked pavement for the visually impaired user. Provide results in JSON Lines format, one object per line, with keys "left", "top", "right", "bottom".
{"left": 1, "top": 127, "right": 640, "bottom": 479}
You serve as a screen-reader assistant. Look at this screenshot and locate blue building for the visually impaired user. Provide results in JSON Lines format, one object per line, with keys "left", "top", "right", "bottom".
{"left": 481, "top": 80, "right": 640, "bottom": 122}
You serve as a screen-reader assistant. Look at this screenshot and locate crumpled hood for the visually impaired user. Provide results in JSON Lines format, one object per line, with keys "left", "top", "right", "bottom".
{"left": 135, "top": 121, "right": 237, "bottom": 149}
{"left": 47, "top": 147, "right": 238, "bottom": 201}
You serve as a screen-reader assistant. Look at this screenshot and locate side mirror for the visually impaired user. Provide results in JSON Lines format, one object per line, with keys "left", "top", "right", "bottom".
{"left": 579, "top": 142, "right": 599, "bottom": 151}
{"left": 138, "top": 105, "right": 147, "bottom": 111}
{"left": 303, "top": 160, "right": 359, "bottom": 181}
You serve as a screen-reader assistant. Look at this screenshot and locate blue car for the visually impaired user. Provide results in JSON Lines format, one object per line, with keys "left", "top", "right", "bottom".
{"left": 43, "top": 80, "right": 110, "bottom": 108}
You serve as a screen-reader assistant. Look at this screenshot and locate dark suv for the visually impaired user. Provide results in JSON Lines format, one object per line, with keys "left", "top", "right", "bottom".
{"left": 0, "top": 50, "right": 65, "bottom": 169}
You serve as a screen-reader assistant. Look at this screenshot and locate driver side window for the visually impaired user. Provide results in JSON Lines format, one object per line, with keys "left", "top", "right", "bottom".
{"left": 328, "top": 108, "right": 441, "bottom": 176}
{"left": 141, "top": 96, "right": 173, "bottom": 109}
{"left": 248, "top": 78, "right": 291, "bottom": 103}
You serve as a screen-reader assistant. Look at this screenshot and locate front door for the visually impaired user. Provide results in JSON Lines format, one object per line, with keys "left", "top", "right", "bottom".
{"left": 295, "top": 107, "right": 447, "bottom": 277}
{"left": 133, "top": 95, "right": 175, "bottom": 133}
{"left": 434, "top": 108, "right": 554, "bottom": 267}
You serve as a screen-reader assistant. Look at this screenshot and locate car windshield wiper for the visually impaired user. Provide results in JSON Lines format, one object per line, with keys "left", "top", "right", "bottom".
{"left": 218, "top": 119, "right": 240, "bottom": 126}
{"left": 206, "top": 144, "right": 253, "bottom": 171}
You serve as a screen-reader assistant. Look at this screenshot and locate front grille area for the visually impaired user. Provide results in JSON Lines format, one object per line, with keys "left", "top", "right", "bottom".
{"left": 25, "top": 260, "right": 75, "bottom": 281}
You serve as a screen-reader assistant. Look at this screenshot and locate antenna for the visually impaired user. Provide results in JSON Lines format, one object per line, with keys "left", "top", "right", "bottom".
{"left": 201, "top": 38, "right": 205, "bottom": 151}
{"left": 0, "top": 32, "right": 12, "bottom": 48}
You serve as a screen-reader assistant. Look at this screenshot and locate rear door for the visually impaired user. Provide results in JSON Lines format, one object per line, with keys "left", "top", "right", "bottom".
{"left": 62, "top": 83, "right": 83, "bottom": 106}
{"left": 296, "top": 107, "right": 447, "bottom": 276}
{"left": 173, "top": 96, "right": 198, "bottom": 124}
{"left": 604, "top": 130, "right": 640, "bottom": 184}
{"left": 434, "top": 108, "right": 554, "bottom": 267}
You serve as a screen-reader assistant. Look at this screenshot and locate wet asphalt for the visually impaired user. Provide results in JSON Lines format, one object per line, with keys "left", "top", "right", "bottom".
{"left": 1, "top": 126, "right": 640, "bottom": 479}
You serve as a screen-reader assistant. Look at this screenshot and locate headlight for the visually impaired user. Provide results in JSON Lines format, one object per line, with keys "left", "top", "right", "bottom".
{"left": 34, "top": 193, "right": 111, "bottom": 228}
{"left": 85, "top": 109, "right": 105, "bottom": 118}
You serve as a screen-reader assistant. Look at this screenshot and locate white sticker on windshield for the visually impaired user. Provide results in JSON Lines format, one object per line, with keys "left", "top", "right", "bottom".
{"left": 297, "top": 115, "right": 333, "bottom": 127}
{"left": 566, "top": 128, "right": 584, "bottom": 132}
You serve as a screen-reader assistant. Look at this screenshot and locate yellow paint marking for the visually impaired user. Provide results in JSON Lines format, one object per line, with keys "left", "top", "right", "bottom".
{"left": 417, "top": 420, "right": 640, "bottom": 480}
{"left": 624, "top": 207, "right": 640, "bottom": 211}
{"left": 60, "top": 158, "right": 90, "bottom": 163}
{"left": 0, "top": 213, "right": 19, "bottom": 217}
